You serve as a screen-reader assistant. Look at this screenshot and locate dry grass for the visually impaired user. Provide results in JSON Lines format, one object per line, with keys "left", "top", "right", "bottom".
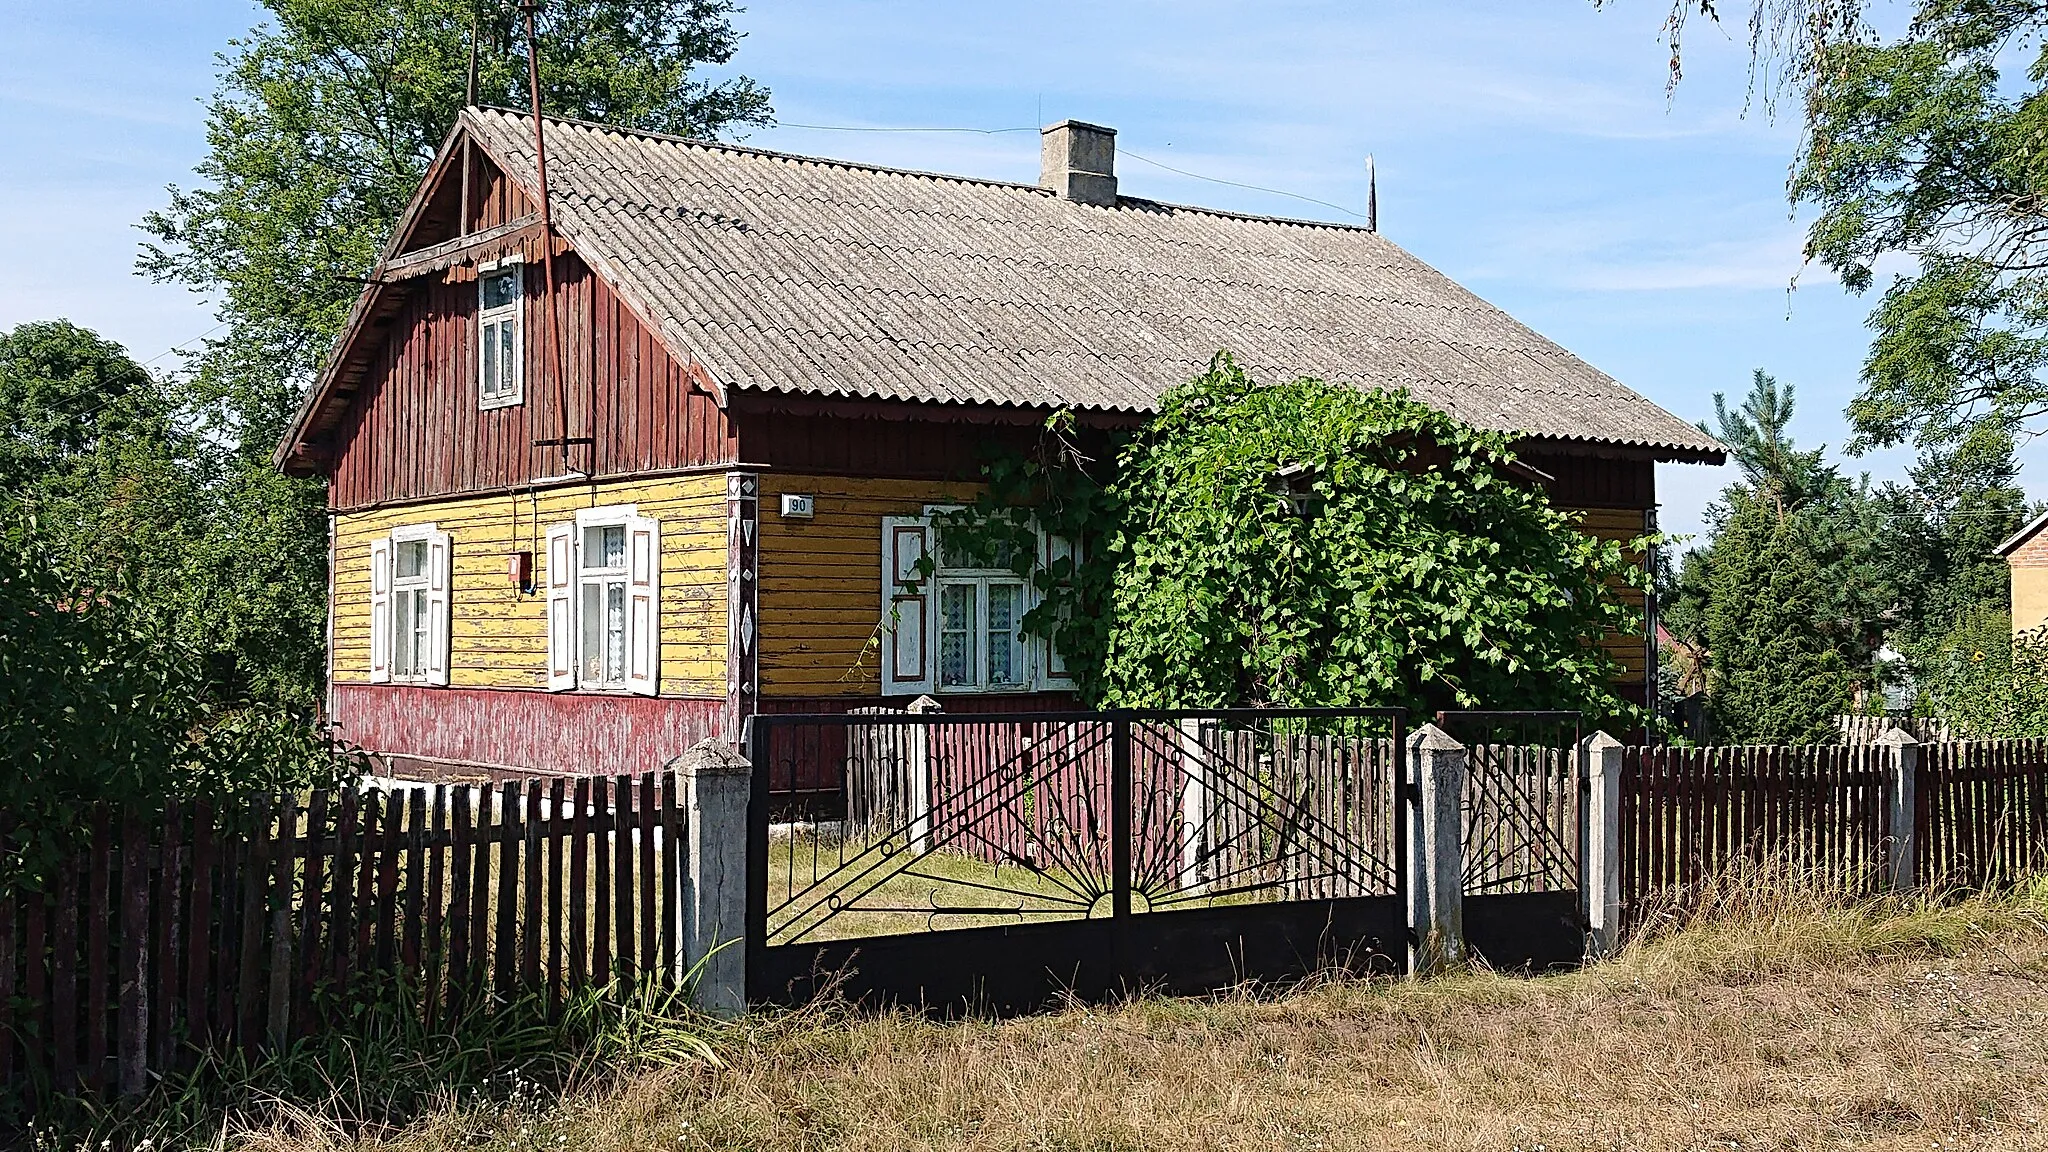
{"left": 229, "top": 875, "right": 2048, "bottom": 1152}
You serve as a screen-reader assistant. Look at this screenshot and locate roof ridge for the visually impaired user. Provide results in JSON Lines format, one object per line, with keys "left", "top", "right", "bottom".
{"left": 466, "top": 106, "right": 1382, "bottom": 236}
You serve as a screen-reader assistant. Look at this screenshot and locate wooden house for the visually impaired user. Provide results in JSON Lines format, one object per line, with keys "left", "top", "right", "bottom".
{"left": 276, "top": 108, "right": 1726, "bottom": 780}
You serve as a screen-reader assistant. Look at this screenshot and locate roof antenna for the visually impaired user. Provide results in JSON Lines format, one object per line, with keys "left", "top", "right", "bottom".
{"left": 1366, "top": 154, "right": 1378, "bottom": 233}
{"left": 520, "top": 0, "right": 574, "bottom": 475}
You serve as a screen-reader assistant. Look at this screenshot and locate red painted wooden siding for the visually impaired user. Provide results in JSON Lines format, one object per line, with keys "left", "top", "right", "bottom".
{"left": 332, "top": 684, "right": 726, "bottom": 777}
{"left": 327, "top": 250, "right": 736, "bottom": 511}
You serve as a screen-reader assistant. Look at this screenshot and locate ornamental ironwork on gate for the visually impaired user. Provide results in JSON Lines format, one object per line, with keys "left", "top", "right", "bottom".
{"left": 743, "top": 708, "right": 1407, "bottom": 1011}
{"left": 1434, "top": 710, "right": 1587, "bottom": 969}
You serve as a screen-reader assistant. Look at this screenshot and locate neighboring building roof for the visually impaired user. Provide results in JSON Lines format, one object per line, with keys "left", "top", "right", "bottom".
{"left": 1996, "top": 507, "right": 2048, "bottom": 557}
{"left": 289, "top": 107, "right": 1729, "bottom": 466}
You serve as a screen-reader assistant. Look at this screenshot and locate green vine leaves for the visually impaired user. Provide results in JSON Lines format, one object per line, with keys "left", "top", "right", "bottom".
{"left": 926, "top": 354, "right": 1652, "bottom": 727}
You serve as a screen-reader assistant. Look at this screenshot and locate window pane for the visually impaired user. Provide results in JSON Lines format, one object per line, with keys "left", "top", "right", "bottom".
{"left": 498, "top": 322, "right": 516, "bottom": 396}
{"left": 480, "top": 322, "right": 499, "bottom": 397}
{"left": 395, "top": 539, "right": 428, "bottom": 579}
{"left": 581, "top": 583, "right": 603, "bottom": 683}
{"left": 939, "top": 583, "right": 974, "bottom": 688}
{"left": 481, "top": 269, "right": 521, "bottom": 310}
{"left": 988, "top": 583, "right": 1022, "bottom": 686}
{"left": 393, "top": 589, "right": 417, "bottom": 676}
{"left": 583, "top": 525, "right": 625, "bottom": 570}
{"left": 606, "top": 581, "right": 626, "bottom": 684}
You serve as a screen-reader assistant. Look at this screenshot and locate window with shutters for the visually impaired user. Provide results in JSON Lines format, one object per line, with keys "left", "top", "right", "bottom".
{"left": 880, "top": 510, "right": 1076, "bottom": 695}
{"left": 370, "top": 524, "right": 451, "bottom": 687}
{"left": 478, "top": 265, "right": 523, "bottom": 409}
{"left": 580, "top": 523, "right": 628, "bottom": 689}
{"left": 391, "top": 538, "right": 431, "bottom": 679}
{"left": 546, "top": 506, "right": 660, "bottom": 696}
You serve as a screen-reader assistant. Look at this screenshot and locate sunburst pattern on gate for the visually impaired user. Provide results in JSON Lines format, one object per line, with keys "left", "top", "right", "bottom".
{"left": 754, "top": 710, "right": 1404, "bottom": 947}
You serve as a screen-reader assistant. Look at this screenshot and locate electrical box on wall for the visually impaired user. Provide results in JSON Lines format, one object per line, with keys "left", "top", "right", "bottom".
{"left": 779, "top": 493, "right": 814, "bottom": 519}
{"left": 507, "top": 550, "right": 533, "bottom": 592}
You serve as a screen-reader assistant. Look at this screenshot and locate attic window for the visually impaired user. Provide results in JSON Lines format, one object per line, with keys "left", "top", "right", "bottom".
{"left": 478, "top": 267, "right": 524, "bottom": 410}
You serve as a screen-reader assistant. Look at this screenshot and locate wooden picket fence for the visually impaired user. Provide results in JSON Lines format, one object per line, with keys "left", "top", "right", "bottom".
{"left": 0, "top": 772, "right": 687, "bottom": 1100}
{"left": 1919, "top": 739, "right": 2048, "bottom": 887}
{"left": 1617, "top": 739, "right": 2048, "bottom": 919}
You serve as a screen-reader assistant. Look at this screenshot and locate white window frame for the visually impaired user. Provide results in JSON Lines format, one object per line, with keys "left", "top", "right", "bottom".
{"left": 477, "top": 259, "right": 524, "bottom": 411}
{"left": 369, "top": 522, "right": 450, "bottom": 687}
{"left": 545, "top": 504, "right": 660, "bottom": 696}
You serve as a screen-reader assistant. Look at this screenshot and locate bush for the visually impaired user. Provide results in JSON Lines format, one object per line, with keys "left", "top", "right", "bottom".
{"left": 0, "top": 502, "right": 358, "bottom": 889}
{"left": 1094, "top": 358, "right": 1646, "bottom": 720}
{"left": 1915, "top": 606, "right": 2048, "bottom": 737}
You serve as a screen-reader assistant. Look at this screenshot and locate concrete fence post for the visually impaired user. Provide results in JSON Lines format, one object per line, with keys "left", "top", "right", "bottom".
{"left": 1876, "top": 726, "right": 1919, "bottom": 893}
{"left": 671, "top": 737, "right": 751, "bottom": 1017}
{"left": 1405, "top": 723, "right": 1467, "bottom": 975}
{"left": 906, "top": 694, "right": 942, "bottom": 854}
{"left": 1580, "top": 731, "right": 1625, "bottom": 958}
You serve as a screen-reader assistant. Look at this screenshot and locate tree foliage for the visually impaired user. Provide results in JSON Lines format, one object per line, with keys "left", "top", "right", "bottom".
{"left": 938, "top": 357, "right": 1648, "bottom": 723}
{"left": 1645, "top": 0, "right": 2048, "bottom": 499}
{"left": 1662, "top": 371, "right": 1892, "bottom": 741}
{"left": 123, "top": 0, "right": 771, "bottom": 709}
{"left": 1915, "top": 607, "right": 2048, "bottom": 737}
{"left": 0, "top": 497, "right": 360, "bottom": 889}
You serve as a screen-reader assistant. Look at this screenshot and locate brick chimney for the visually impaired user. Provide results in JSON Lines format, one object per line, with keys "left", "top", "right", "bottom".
{"left": 1040, "top": 120, "right": 1118, "bottom": 207}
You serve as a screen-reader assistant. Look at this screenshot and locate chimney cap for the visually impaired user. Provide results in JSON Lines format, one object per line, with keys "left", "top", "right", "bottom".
{"left": 1040, "top": 119, "right": 1117, "bottom": 138}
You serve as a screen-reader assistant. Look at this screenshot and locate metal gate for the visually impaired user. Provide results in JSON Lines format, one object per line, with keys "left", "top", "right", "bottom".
{"left": 1437, "top": 710, "right": 1587, "bottom": 970}
{"left": 744, "top": 708, "right": 1407, "bottom": 1012}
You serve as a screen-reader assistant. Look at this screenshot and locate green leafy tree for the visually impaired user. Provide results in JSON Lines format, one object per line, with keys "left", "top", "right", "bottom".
{"left": 1916, "top": 607, "right": 2048, "bottom": 737}
{"left": 1642, "top": 1, "right": 2048, "bottom": 496}
{"left": 942, "top": 357, "right": 1649, "bottom": 721}
{"left": 130, "top": 0, "right": 772, "bottom": 708}
{"left": 1664, "top": 371, "right": 1892, "bottom": 740}
{"left": 0, "top": 497, "right": 359, "bottom": 889}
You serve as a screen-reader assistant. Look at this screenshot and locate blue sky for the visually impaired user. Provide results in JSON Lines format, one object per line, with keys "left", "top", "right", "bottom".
{"left": 0, "top": 0, "right": 1982, "bottom": 538}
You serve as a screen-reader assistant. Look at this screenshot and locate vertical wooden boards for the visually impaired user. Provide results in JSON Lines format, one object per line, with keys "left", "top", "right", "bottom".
{"left": 614, "top": 775, "right": 635, "bottom": 992}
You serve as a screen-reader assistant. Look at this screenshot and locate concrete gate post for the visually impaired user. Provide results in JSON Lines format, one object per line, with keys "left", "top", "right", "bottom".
{"left": 1406, "top": 724, "right": 1467, "bottom": 975}
{"left": 1876, "top": 726, "right": 1920, "bottom": 893}
{"left": 1580, "top": 731, "right": 1625, "bottom": 958}
{"left": 671, "top": 737, "right": 751, "bottom": 1016}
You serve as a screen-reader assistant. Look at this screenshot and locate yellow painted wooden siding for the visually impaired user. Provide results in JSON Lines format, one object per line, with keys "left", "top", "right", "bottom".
{"left": 756, "top": 474, "right": 985, "bottom": 696}
{"left": 332, "top": 474, "right": 729, "bottom": 694}
{"left": 1569, "top": 506, "right": 1650, "bottom": 683}
{"left": 752, "top": 474, "right": 1651, "bottom": 696}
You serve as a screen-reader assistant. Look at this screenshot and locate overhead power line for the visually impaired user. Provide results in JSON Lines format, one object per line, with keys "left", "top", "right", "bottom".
{"left": 772, "top": 121, "right": 1372, "bottom": 222}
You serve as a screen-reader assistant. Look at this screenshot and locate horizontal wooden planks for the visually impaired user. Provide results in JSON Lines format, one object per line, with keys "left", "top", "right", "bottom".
{"left": 332, "top": 473, "right": 729, "bottom": 695}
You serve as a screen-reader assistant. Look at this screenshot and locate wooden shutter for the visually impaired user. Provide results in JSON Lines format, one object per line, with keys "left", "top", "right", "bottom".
{"left": 1040, "top": 533, "right": 1078, "bottom": 687}
{"left": 368, "top": 536, "right": 392, "bottom": 684}
{"left": 545, "top": 522, "right": 576, "bottom": 691}
{"left": 424, "top": 529, "right": 453, "bottom": 686}
{"left": 624, "top": 514, "right": 661, "bottom": 697}
{"left": 881, "top": 516, "right": 934, "bottom": 695}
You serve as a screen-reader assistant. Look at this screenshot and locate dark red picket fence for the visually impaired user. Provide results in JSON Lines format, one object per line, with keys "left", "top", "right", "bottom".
{"left": 0, "top": 772, "right": 686, "bottom": 1101}
{"left": 1618, "top": 739, "right": 2048, "bottom": 922}
{"left": 1919, "top": 739, "right": 2048, "bottom": 887}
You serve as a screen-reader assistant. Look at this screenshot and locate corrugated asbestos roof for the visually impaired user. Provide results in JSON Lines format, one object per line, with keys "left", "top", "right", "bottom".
{"left": 456, "top": 108, "right": 1721, "bottom": 457}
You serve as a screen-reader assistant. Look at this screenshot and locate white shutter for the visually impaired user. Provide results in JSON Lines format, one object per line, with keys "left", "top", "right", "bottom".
{"left": 368, "top": 536, "right": 392, "bottom": 683}
{"left": 1040, "top": 533, "right": 1078, "bottom": 687}
{"left": 424, "top": 529, "right": 453, "bottom": 686}
{"left": 545, "top": 522, "right": 576, "bottom": 691}
{"left": 624, "top": 514, "right": 661, "bottom": 697}
{"left": 881, "top": 516, "right": 935, "bottom": 695}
